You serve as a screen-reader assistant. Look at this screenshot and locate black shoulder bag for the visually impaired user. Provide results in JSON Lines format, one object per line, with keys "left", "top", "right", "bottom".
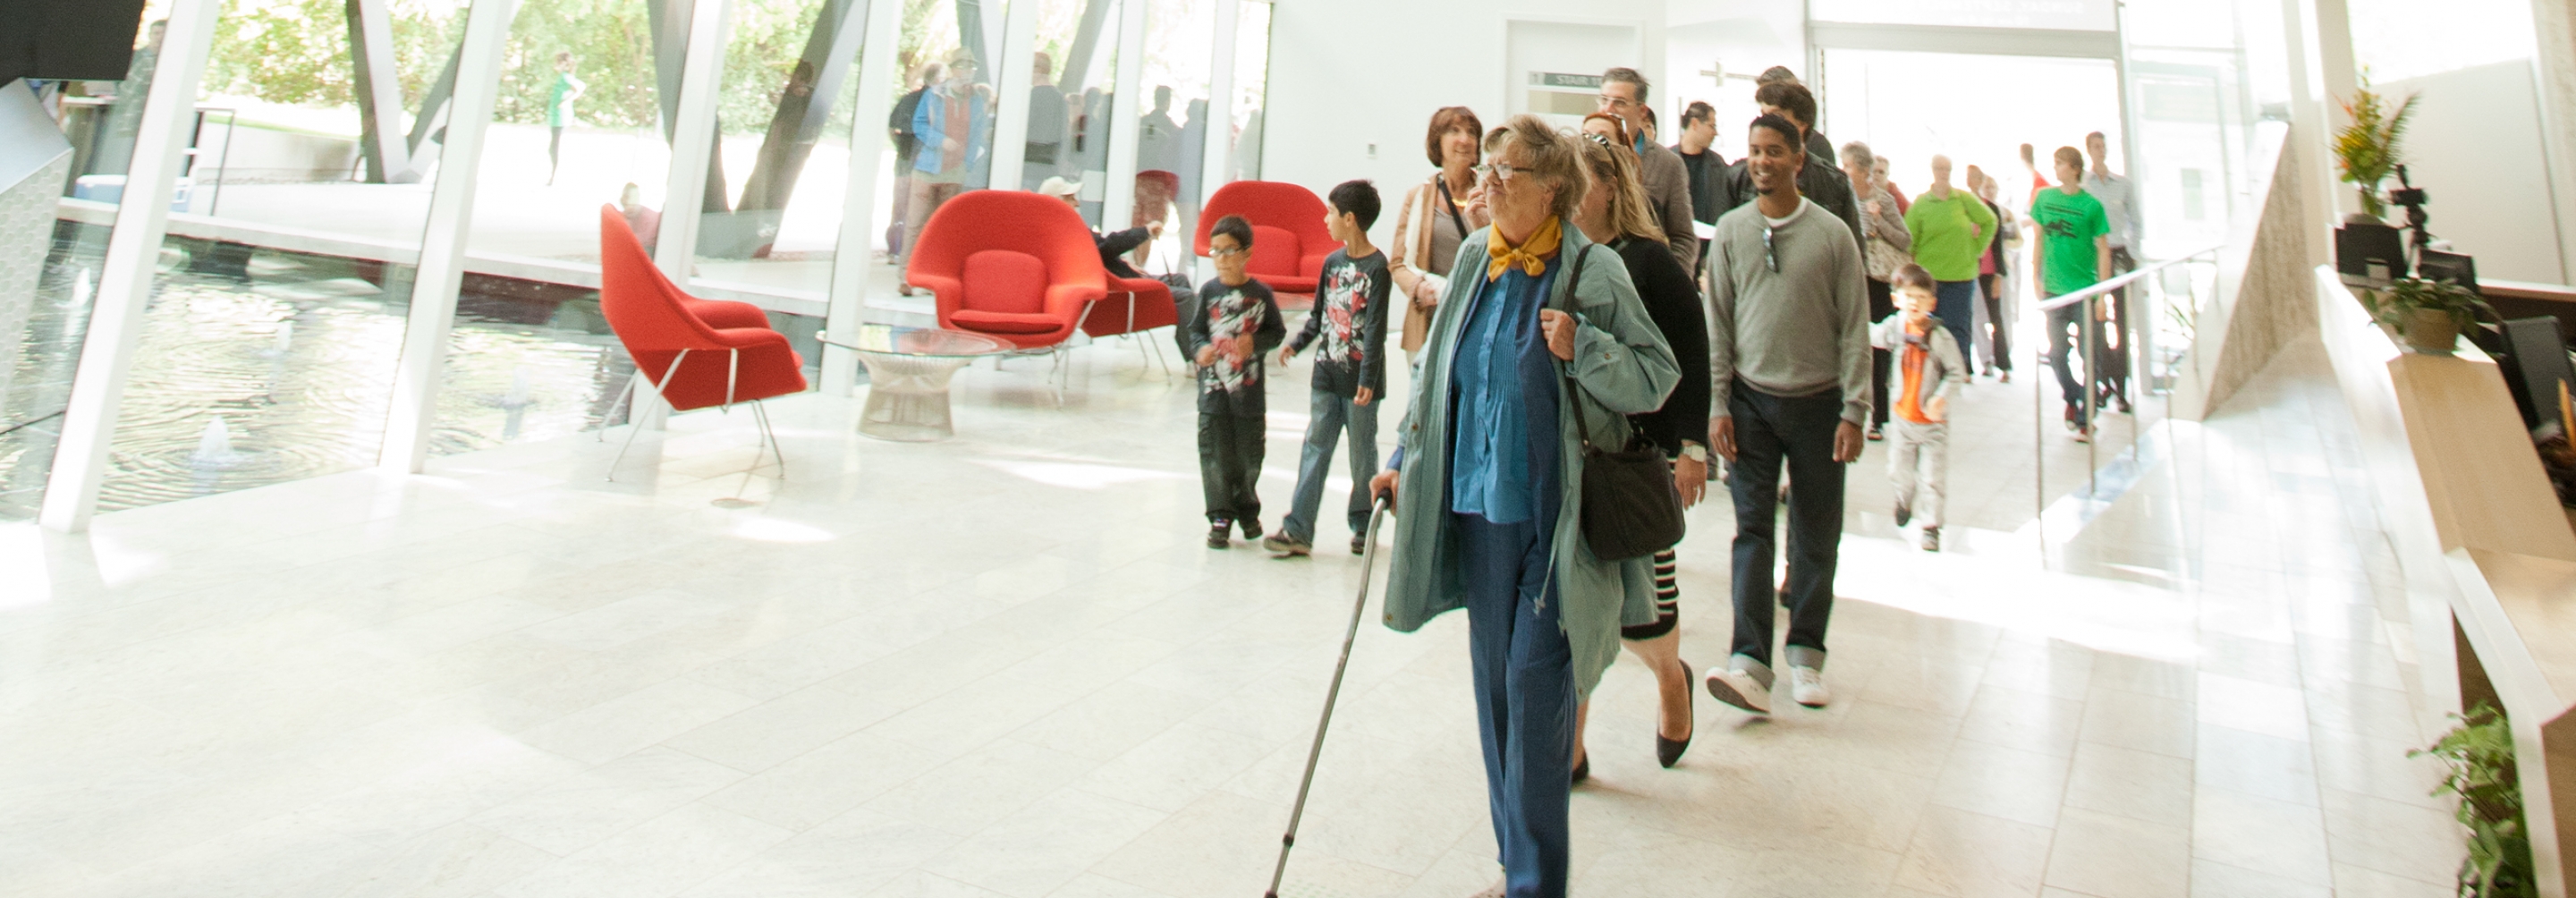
{"left": 1556, "top": 244, "right": 1687, "bottom": 562}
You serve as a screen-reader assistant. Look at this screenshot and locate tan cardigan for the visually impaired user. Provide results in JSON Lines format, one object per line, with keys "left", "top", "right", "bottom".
{"left": 1386, "top": 170, "right": 1484, "bottom": 352}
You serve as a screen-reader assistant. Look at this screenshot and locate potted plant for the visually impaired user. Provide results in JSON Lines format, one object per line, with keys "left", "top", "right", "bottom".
{"left": 2413, "top": 705, "right": 2536, "bottom": 897}
{"left": 2336, "top": 74, "right": 2419, "bottom": 222}
{"left": 2360, "top": 277, "right": 2491, "bottom": 355}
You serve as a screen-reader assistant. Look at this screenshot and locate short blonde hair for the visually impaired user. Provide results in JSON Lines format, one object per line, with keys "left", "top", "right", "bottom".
{"left": 1492, "top": 114, "right": 1589, "bottom": 223}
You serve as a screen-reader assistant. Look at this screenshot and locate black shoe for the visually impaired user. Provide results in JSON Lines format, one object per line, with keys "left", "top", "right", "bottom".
{"left": 1240, "top": 518, "right": 1262, "bottom": 540}
{"left": 1658, "top": 661, "right": 1696, "bottom": 768}
{"left": 1207, "top": 520, "right": 1231, "bottom": 548}
{"left": 1894, "top": 502, "right": 1912, "bottom": 528}
{"left": 1571, "top": 752, "right": 1590, "bottom": 787}
{"left": 1352, "top": 536, "right": 1368, "bottom": 555}
{"left": 1922, "top": 527, "right": 1942, "bottom": 552}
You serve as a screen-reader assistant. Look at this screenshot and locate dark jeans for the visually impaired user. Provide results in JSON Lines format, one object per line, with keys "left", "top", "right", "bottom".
{"left": 2098, "top": 248, "right": 2137, "bottom": 402}
{"left": 1457, "top": 513, "right": 1574, "bottom": 898}
{"left": 1199, "top": 412, "right": 1264, "bottom": 523}
{"left": 1282, "top": 390, "right": 1378, "bottom": 542}
{"left": 1934, "top": 279, "right": 1978, "bottom": 364}
{"left": 1725, "top": 387, "right": 1843, "bottom": 682}
{"left": 1979, "top": 274, "right": 2011, "bottom": 370}
{"left": 1867, "top": 278, "right": 1894, "bottom": 429}
{"left": 2045, "top": 297, "right": 2089, "bottom": 421}
{"left": 1167, "top": 275, "right": 1202, "bottom": 358}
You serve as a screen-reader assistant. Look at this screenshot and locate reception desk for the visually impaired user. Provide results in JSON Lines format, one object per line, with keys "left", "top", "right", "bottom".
{"left": 2316, "top": 267, "right": 2576, "bottom": 895}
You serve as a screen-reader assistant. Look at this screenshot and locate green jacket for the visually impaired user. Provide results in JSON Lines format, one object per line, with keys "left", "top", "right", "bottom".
{"left": 1381, "top": 224, "right": 1682, "bottom": 698}
{"left": 1902, "top": 189, "right": 1997, "bottom": 282}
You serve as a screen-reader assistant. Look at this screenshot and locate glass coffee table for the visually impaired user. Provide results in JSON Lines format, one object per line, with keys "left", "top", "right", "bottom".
{"left": 821, "top": 324, "right": 1017, "bottom": 441}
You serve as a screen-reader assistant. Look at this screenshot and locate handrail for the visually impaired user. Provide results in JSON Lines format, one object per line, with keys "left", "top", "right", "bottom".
{"left": 2034, "top": 241, "right": 2227, "bottom": 311}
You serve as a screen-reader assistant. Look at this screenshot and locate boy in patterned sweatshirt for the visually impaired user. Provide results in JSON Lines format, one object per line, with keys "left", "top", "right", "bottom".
{"left": 1265, "top": 181, "right": 1392, "bottom": 557}
{"left": 1189, "top": 215, "right": 1285, "bottom": 548}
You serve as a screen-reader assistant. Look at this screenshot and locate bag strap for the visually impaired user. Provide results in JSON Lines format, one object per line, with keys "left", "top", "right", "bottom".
{"left": 1555, "top": 243, "right": 1597, "bottom": 452}
{"left": 1436, "top": 177, "right": 1472, "bottom": 243}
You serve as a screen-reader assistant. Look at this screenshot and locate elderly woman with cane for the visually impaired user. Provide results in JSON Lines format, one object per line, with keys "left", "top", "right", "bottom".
{"left": 1368, "top": 114, "right": 1679, "bottom": 898}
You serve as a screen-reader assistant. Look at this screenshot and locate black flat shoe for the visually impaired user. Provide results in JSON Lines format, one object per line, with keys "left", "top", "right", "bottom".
{"left": 1571, "top": 752, "right": 1590, "bottom": 787}
{"left": 1657, "top": 660, "right": 1695, "bottom": 768}
{"left": 1207, "top": 521, "right": 1231, "bottom": 548}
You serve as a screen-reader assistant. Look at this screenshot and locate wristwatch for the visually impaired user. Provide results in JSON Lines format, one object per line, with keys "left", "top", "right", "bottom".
{"left": 1680, "top": 442, "right": 1708, "bottom": 462}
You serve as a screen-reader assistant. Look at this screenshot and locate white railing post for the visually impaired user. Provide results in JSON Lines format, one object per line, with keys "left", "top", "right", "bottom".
{"left": 378, "top": 0, "right": 521, "bottom": 474}
{"left": 39, "top": 0, "right": 224, "bottom": 531}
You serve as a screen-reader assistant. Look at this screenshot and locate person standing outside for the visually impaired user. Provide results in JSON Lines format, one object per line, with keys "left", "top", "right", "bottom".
{"left": 1903, "top": 155, "right": 1997, "bottom": 365}
{"left": 900, "top": 51, "right": 991, "bottom": 292}
{"left": 2084, "top": 131, "right": 2144, "bottom": 412}
{"left": 1388, "top": 106, "right": 1489, "bottom": 361}
{"left": 546, "top": 52, "right": 585, "bottom": 187}
{"left": 886, "top": 62, "right": 941, "bottom": 260}
{"left": 1597, "top": 68, "right": 1699, "bottom": 272}
{"left": 2030, "top": 146, "right": 2113, "bottom": 442}
{"left": 1841, "top": 141, "right": 1910, "bottom": 443}
{"left": 1267, "top": 181, "right": 1392, "bottom": 558}
{"left": 1368, "top": 115, "right": 1680, "bottom": 898}
{"left": 1021, "top": 53, "right": 1070, "bottom": 191}
{"left": 1702, "top": 114, "right": 1871, "bottom": 716}
{"left": 1671, "top": 100, "right": 1727, "bottom": 262}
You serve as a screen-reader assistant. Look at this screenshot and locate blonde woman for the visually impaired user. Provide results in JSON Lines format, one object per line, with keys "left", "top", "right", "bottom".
{"left": 1566, "top": 131, "right": 1710, "bottom": 775}
{"left": 1387, "top": 106, "right": 1489, "bottom": 358}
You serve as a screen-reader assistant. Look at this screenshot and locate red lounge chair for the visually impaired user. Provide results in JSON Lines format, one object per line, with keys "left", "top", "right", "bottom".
{"left": 597, "top": 205, "right": 806, "bottom": 479}
{"left": 1193, "top": 181, "right": 1335, "bottom": 304}
{"left": 1081, "top": 275, "right": 1179, "bottom": 375}
{"left": 905, "top": 190, "right": 1107, "bottom": 351}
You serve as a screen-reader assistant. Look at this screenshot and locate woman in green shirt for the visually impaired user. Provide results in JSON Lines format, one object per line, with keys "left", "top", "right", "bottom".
{"left": 547, "top": 52, "right": 585, "bottom": 186}
{"left": 1902, "top": 155, "right": 1996, "bottom": 364}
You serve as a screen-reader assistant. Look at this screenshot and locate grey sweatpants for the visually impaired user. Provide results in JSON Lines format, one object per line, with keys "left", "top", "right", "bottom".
{"left": 1887, "top": 419, "right": 1949, "bottom": 529}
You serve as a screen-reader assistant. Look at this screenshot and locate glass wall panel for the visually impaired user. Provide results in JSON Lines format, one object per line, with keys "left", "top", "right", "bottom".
{"left": 3, "top": 2, "right": 165, "bottom": 520}
{"left": 1022, "top": 0, "right": 1120, "bottom": 225}
{"left": 84, "top": 0, "right": 470, "bottom": 513}
{"left": 883, "top": 0, "right": 1010, "bottom": 288}
{"left": 1224, "top": 0, "right": 1269, "bottom": 182}
{"left": 694, "top": 0, "right": 869, "bottom": 298}
{"left": 1134, "top": 0, "right": 1211, "bottom": 274}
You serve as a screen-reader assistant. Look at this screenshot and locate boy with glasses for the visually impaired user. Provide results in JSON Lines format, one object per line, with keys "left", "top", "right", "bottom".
{"left": 1189, "top": 216, "right": 1284, "bottom": 547}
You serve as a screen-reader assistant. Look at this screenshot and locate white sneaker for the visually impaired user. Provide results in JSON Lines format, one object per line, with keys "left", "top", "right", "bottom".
{"left": 1704, "top": 667, "right": 1773, "bottom": 715}
{"left": 1790, "top": 666, "right": 1831, "bottom": 707}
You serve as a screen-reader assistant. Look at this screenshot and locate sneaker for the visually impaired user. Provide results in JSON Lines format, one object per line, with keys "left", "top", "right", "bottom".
{"left": 1999, "top": 369, "right": 2012, "bottom": 384}
{"left": 1261, "top": 532, "right": 1311, "bottom": 556}
{"left": 1921, "top": 526, "right": 1941, "bottom": 552}
{"left": 1865, "top": 425, "right": 1884, "bottom": 442}
{"left": 1352, "top": 536, "right": 1368, "bottom": 555}
{"left": 1894, "top": 501, "right": 1911, "bottom": 528}
{"left": 1207, "top": 520, "right": 1232, "bottom": 549}
{"left": 1240, "top": 518, "right": 1263, "bottom": 540}
{"left": 2071, "top": 424, "right": 2091, "bottom": 444}
{"left": 1704, "top": 667, "right": 1773, "bottom": 715}
{"left": 1790, "top": 666, "right": 1832, "bottom": 707}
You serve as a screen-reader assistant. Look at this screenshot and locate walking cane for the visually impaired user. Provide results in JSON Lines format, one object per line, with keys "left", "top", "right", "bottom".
{"left": 1263, "top": 495, "right": 1393, "bottom": 898}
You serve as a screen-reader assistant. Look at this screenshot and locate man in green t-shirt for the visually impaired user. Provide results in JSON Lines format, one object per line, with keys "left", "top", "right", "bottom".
{"left": 547, "top": 52, "right": 585, "bottom": 186}
{"left": 2029, "top": 145, "right": 2110, "bottom": 440}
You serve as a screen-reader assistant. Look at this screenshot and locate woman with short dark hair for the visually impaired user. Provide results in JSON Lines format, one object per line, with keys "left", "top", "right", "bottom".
{"left": 1388, "top": 106, "right": 1490, "bottom": 359}
{"left": 1371, "top": 114, "right": 1679, "bottom": 898}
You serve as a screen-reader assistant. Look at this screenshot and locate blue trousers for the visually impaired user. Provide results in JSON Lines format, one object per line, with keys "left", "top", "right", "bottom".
{"left": 1282, "top": 391, "right": 1379, "bottom": 542}
{"left": 1456, "top": 513, "right": 1574, "bottom": 898}
{"left": 1725, "top": 387, "right": 1844, "bottom": 684}
{"left": 1934, "top": 279, "right": 1979, "bottom": 365}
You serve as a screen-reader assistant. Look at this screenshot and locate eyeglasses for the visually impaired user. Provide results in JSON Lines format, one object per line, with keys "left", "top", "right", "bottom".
{"left": 1211, "top": 246, "right": 1247, "bottom": 258}
{"left": 1595, "top": 94, "right": 1636, "bottom": 110}
{"left": 1470, "top": 162, "right": 1522, "bottom": 182}
{"left": 1761, "top": 227, "right": 1779, "bottom": 273}
{"left": 1580, "top": 132, "right": 1613, "bottom": 149}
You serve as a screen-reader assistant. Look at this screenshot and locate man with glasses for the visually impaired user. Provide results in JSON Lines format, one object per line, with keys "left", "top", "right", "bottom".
{"left": 1701, "top": 114, "right": 1871, "bottom": 716}
{"left": 1598, "top": 68, "right": 1699, "bottom": 271}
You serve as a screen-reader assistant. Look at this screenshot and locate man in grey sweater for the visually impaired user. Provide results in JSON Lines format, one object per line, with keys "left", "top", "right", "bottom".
{"left": 1599, "top": 67, "right": 1700, "bottom": 272}
{"left": 1701, "top": 114, "right": 1872, "bottom": 716}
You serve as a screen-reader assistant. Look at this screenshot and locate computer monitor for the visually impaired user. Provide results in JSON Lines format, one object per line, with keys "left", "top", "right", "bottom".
{"left": 2418, "top": 249, "right": 2479, "bottom": 292}
{"left": 2335, "top": 223, "right": 2408, "bottom": 281}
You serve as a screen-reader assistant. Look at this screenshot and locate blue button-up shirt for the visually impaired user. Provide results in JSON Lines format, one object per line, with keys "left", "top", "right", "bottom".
{"left": 1447, "top": 264, "right": 1560, "bottom": 524}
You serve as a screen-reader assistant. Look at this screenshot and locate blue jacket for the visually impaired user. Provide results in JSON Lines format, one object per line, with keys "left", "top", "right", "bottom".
{"left": 1381, "top": 223, "right": 1681, "bottom": 698}
{"left": 911, "top": 81, "right": 989, "bottom": 176}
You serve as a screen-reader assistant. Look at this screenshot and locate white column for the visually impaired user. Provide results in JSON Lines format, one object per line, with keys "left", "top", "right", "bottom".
{"left": 986, "top": 0, "right": 1040, "bottom": 191}
{"left": 377, "top": 0, "right": 521, "bottom": 474}
{"left": 2287, "top": 0, "right": 2356, "bottom": 265}
{"left": 1199, "top": 0, "right": 1241, "bottom": 208}
{"left": 656, "top": 0, "right": 735, "bottom": 278}
{"left": 820, "top": 0, "right": 905, "bottom": 396}
{"left": 38, "top": 0, "right": 224, "bottom": 532}
{"left": 1098, "top": 0, "right": 1147, "bottom": 230}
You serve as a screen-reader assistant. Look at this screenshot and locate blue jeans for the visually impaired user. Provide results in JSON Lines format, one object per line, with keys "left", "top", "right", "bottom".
{"left": 1281, "top": 390, "right": 1378, "bottom": 543}
{"left": 1456, "top": 513, "right": 1574, "bottom": 898}
{"left": 1725, "top": 387, "right": 1844, "bottom": 685}
{"left": 1934, "top": 279, "right": 1978, "bottom": 364}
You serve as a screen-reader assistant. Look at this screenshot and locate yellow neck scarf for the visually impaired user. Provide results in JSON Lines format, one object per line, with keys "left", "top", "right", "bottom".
{"left": 1485, "top": 216, "right": 1563, "bottom": 282}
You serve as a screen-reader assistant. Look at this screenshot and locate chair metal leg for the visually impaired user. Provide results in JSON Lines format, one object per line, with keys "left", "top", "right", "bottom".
{"left": 607, "top": 349, "right": 690, "bottom": 481}
{"left": 751, "top": 400, "right": 784, "bottom": 479}
{"left": 598, "top": 371, "right": 639, "bottom": 441}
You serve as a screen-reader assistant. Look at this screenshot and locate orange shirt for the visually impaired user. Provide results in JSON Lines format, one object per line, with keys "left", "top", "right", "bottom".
{"left": 1894, "top": 316, "right": 1936, "bottom": 425}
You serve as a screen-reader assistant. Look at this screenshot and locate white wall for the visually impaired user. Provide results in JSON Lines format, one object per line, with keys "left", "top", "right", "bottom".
{"left": 1663, "top": 0, "right": 1805, "bottom": 152}
{"left": 1260, "top": 0, "right": 1665, "bottom": 245}
{"left": 2382, "top": 59, "right": 2569, "bottom": 284}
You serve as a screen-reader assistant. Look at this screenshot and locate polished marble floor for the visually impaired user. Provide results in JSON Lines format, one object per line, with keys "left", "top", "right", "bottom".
{"left": 0, "top": 335, "right": 2461, "bottom": 898}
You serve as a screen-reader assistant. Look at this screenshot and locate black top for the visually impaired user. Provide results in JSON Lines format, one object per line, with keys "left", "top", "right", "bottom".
{"left": 1722, "top": 150, "right": 1864, "bottom": 254}
{"left": 1095, "top": 226, "right": 1148, "bottom": 279}
{"left": 1287, "top": 249, "right": 1393, "bottom": 398}
{"left": 1612, "top": 236, "right": 1711, "bottom": 455}
{"left": 1186, "top": 277, "right": 1285, "bottom": 417}
{"left": 1674, "top": 146, "right": 1729, "bottom": 226}
{"left": 1808, "top": 129, "right": 1838, "bottom": 168}
{"left": 890, "top": 87, "right": 928, "bottom": 165}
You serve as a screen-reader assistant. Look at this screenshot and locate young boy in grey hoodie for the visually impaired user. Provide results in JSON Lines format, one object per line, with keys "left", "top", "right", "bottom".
{"left": 1874, "top": 264, "right": 1970, "bottom": 551}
